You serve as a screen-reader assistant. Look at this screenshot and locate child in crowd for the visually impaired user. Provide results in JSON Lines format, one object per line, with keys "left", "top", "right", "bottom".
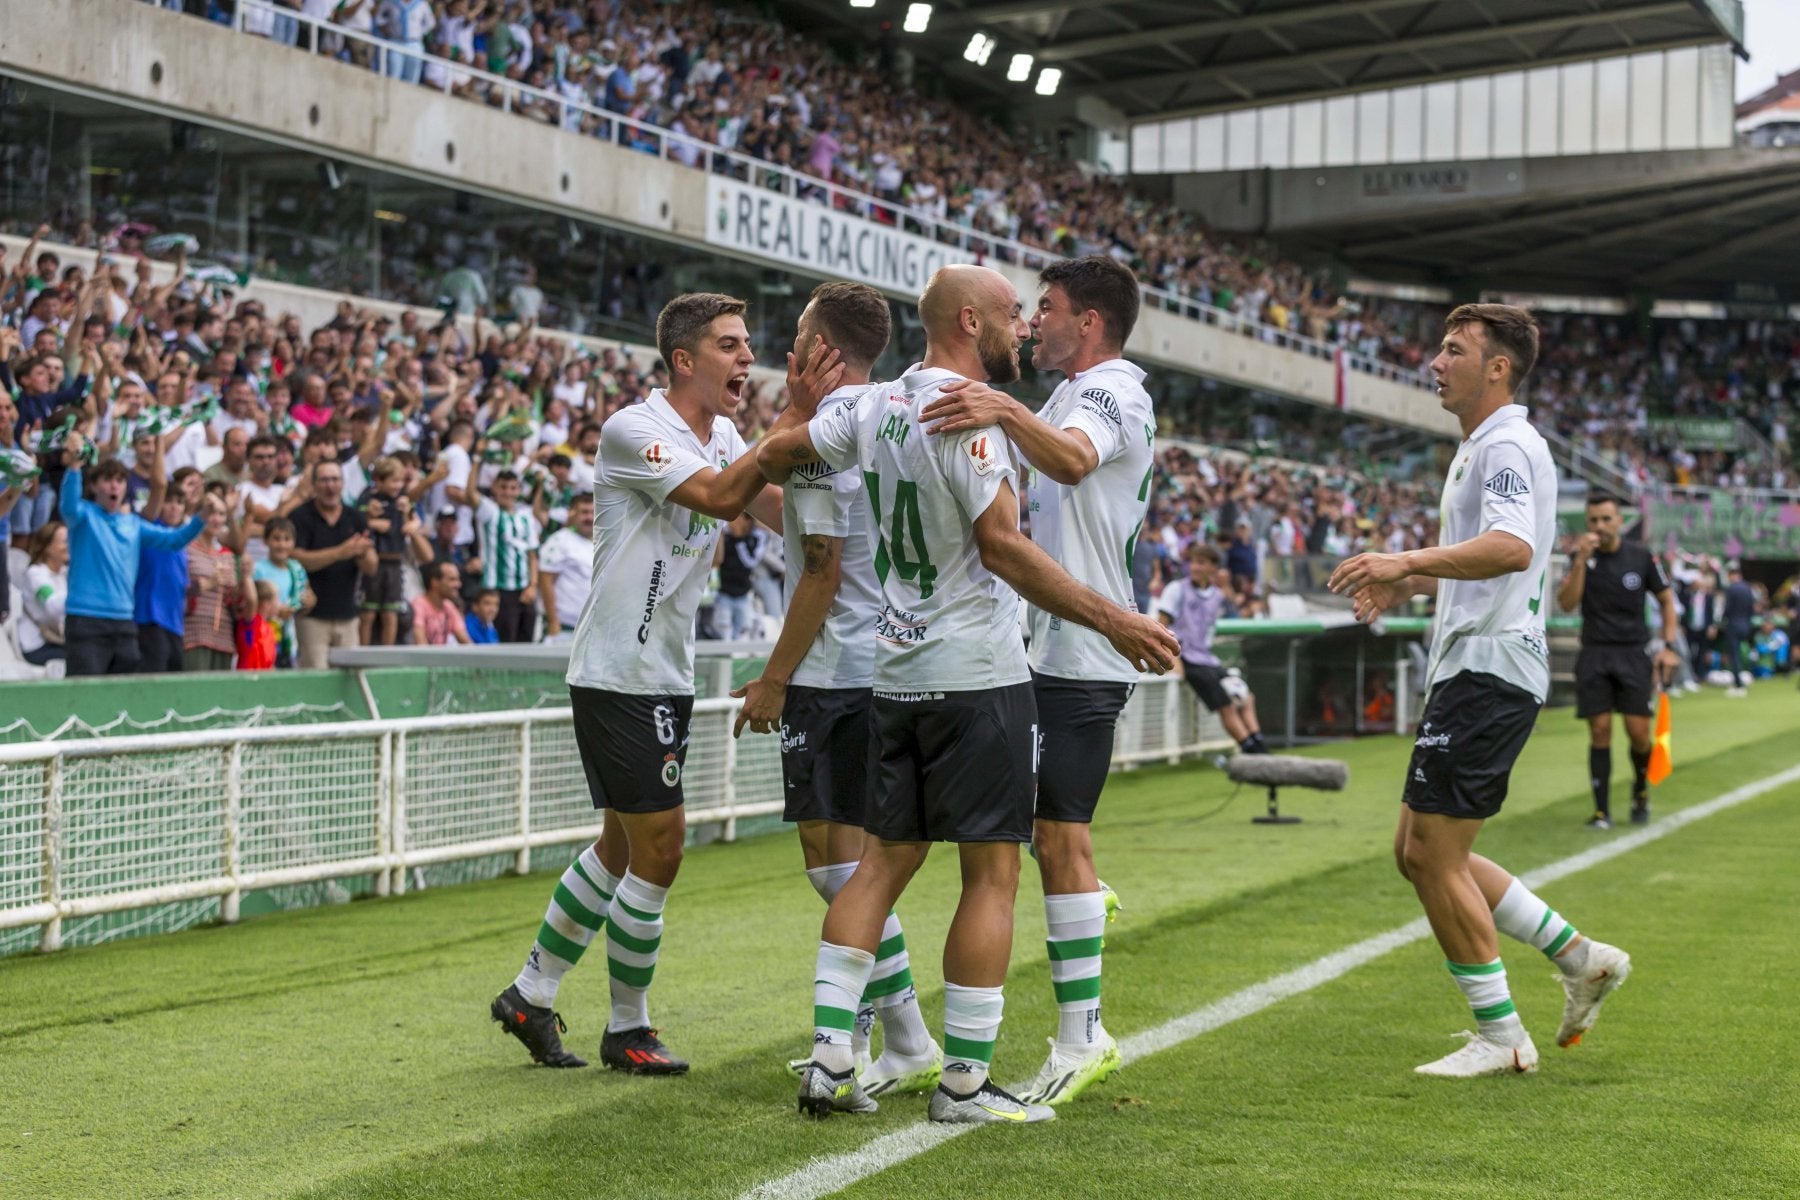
{"left": 465, "top": 588, "right": 501, "bottom": 644}
{"left": 252, "top": 517, "right": 314, "bottom": 668}
{"left": 237, "top": 580, "right": 281, "bottom": 671}
{"left": 357, "top": 456, "right": 412, "bottom": 647}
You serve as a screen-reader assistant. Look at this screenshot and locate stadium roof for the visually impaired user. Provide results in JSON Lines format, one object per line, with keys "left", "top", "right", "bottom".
{"left": 776, "top": 0, "right": 1746, "bottom": 119}
{"left": 1279, "top": 147, "right": 1800, "bottom": 299}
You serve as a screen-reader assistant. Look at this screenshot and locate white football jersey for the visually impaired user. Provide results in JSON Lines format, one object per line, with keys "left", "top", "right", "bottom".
{"left": 782, "top": 384, "right": 878, "bottom": 691}
{"left": 566, "top": 391, "right": 747, "bottom": 695}
{"left": 1427, "top": 403, "right": 1558, "bottom": 702}
{"left": 1025, "top": 358, "right": 1156, "bottom": 684}
{"left": 808, "top": 367, "right": 1030, "bottom": 694}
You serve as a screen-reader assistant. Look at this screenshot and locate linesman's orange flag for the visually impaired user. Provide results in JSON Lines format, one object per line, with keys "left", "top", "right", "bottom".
{"left": 1647, "top": 692, "right": 1673, "bottom": 785}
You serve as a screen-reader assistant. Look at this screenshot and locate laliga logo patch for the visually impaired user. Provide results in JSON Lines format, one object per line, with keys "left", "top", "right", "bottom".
{"left": 660, "top": 754, "right": 681, "bottom": 787}
{"left": 640, "top": 441, "right": 674, "bottom": 475}
{"left": 963, "top": 432, "right": 997, "bottom": 477}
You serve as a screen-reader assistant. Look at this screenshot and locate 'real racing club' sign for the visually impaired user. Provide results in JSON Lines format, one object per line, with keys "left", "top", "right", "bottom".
{"left": 705, "top": 179, "right": 976, "bottom": 295}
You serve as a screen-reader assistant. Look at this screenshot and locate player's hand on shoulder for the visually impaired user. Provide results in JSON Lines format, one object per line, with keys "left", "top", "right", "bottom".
{"left": 1104, "top": 607, "right": 1181, "bottom": 675}
{"left": 921, "top": 378, "right": 1011, "bottom": 436}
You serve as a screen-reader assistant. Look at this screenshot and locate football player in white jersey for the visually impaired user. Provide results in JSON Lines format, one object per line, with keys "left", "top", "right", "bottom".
{"left": 1331, "top": 305, "right": 1632, "bottom": 1078}
{"left": 492, "top": 293, "right": 840, "bottom": 1075}
{"left": 918, "top": 255, "right": 1153, "bottom": 1106}
{"left": 757, "top": 264, "right": 1178, "bottom": 1125}
{"left": 731, "top": 282, "right": 943, "bottom": 1098}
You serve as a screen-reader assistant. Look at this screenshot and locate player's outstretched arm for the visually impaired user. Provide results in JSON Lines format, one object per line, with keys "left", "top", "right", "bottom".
{"left": 972, "top": 481, "right": 1179, "bottom": 674}
{"left": 921, "top": 380, "right": 1099, "bottom": 485}
{"left": 670, "top": 438, "right": 788, "bottom": 522}
{"left": 754, "top": 425, "right": 821, "bottom": 485}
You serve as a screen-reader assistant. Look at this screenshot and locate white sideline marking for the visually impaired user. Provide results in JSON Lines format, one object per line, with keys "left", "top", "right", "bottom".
{"left": 740, "top": 763, "right": 1800, "bottom": 1200}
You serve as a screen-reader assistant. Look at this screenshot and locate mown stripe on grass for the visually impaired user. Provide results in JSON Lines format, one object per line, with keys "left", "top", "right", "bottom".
{"left": 740, "top": 761, "right": 1800, "bottom": 1200}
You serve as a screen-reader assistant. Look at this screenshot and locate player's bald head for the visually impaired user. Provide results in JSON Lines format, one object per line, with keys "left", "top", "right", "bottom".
{"left": 918, "top": 264, "right": 1026, "bottom": 384}
{"left": 918, "top": 264, "right": 1015, "bottom": 338}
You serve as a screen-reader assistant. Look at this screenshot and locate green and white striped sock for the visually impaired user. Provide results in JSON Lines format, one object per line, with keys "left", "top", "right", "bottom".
{"left": 813, "top": 941, "right": 875, "bottom": 1074}
{"left": 942, "top": 983, "right": 1004, "bottom": 1096}
{"left": 866, "top": 911, "right": 933, "bottom": 1057}
{"left": 1045, "top": 891, "right": 1108, "bottom": 1049}
{"left": 605, "top": 872, "right": 667, "bottom": 1033}
{"left": 1447, "top": 958, "right": 1526, "bottom": 1045}
{"left": 1491, "top": 878, "right": 1586, "bottom": 972}
{"left": 513, "top": 846, "right": 616, "bottom": 1008}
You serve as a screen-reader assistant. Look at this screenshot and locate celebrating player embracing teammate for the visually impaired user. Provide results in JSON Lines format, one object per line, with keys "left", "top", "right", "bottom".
{"left": 758, "top": 264, "right": 1178, "bottom": 1124}
{"left": 490, "top": 293, "right": 829, "bottom": 1074}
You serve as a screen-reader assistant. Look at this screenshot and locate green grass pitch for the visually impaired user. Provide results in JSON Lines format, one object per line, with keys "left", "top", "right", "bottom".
{"left": 3, "top": 683, "right": 1798, "bottom": 1199}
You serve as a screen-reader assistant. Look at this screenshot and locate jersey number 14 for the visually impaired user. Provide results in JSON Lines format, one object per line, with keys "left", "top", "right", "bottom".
{"left": 864, "top": 470, "right": 938, "bottom": 599}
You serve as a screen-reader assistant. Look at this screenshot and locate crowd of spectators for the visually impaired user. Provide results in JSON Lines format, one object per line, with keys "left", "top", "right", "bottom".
{"left": 149, "top": 0, "right": 1390, "bottom": 352}
{"left": 0, "top": 221, "right": 684, "bottom": 673}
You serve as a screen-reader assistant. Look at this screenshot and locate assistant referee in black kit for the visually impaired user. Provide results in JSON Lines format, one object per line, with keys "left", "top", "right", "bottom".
{"left": 1556, "top": 493, "right": 1682, "bottom": 828}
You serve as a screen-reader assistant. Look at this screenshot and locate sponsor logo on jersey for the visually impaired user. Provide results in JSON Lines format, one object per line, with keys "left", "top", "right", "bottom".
{"left": 640, "top": 441, "right": 675, "bottom": 475}
{"left": 1623, "top": 571, "right": 1643, "bottom": 591}
{"left": 669, "top": 541, "right": 706, "bottom": 559}
{"left": 779, "top": 723, "right": 806, "bottom": 754}
{"left": 637, "top": 558, "right": 666, "bottom": 644}
{"left": 875, "top": 604, "right": 930, "bottom": 646}
{"left": 1078, "top": 388, "right": 1122, "bottom": 425}
{"left": 874, "top": 690, "right": 949, "bottom": 701}
{"left": 1484, "top": 468, "right": 1529, "bottom": 499}
{"left": 1415, "top": 720, "right": 1452, "bottom": 749}
{"left": 686, "top": 510, "right": 720, "bottom": 540}
{"left": 793, "top": 460, "right": 837, "bottom": 481}
{"left": 1521, "top": 627, "right": 1548, "bottom": 659}
{"left": 963, "top": 432, "right": 997, "bottom": 477}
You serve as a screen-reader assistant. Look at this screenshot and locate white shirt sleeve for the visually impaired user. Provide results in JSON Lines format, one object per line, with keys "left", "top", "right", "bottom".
{"left": 807, "top": 399, "right": 861, "bottom": 472}
{"left": 1476, "top": 439, "right": 1540, "bottom": 550}
{"left": 1154, "top": 579, "right": 1184, "bottom": 622}
{"left": 1057, "top": 380, "right": 1130, "bottom": 466}
{"left": 933, "top": 416, "right": 1014, "bottom": 523}
{"left": 598, "top": 411, "right": 712, "bottom": 504}
{"left": 790, "top": 466, "right": 856, "bottom": 539}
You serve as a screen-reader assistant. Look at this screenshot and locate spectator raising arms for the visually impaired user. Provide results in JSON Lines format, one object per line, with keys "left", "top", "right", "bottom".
{"left": 60, "top": 435, "right": 203, "bottom": 676}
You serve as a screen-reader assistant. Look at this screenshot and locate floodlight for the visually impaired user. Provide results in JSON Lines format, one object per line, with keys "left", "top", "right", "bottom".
{"left": 964, "top": 33, "right": 996, "bottom": 66}
{"left": 1007, "top": 53, "right": 1034, "bottom": 83}
{"left": 1035, "top": 67, "right": 1062, "bottom": 96}
{"left": 903, "top": 3, "right": 931, "bottom": 33}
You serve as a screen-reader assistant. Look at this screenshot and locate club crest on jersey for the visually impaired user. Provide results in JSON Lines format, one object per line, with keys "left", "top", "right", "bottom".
{"left": 1484, "top": 468, "right": 1528, "bottom": 499}
{"left": 640, "top": 441, "right": 675, "bottom": 475}
{"left": 1454, "top": 458, "right": 1469, "bottom": 482}
{"left": 1078, "top": 388, "right": 1122, "bottom": 425}
{"left": 962, "top": 432, "right": 997, "bottom": 477}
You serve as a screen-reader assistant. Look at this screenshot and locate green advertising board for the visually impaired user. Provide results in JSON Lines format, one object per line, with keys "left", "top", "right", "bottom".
{"left": 1646, "top": 492, "right": 1800, "bottom": 560}
{"left": 1647, "top": 417, "right": 1738, "bottom": 451}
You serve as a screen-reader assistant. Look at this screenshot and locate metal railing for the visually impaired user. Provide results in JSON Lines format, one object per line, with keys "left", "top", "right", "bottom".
{"left": 0, "top": 676, "right": 1227, "bottom": 954}
{"left": 224, "top": 0, "right": 1432, "bottom": 394}
{"left": 1536, "top": 423, "right": 1641, "bottom": 499}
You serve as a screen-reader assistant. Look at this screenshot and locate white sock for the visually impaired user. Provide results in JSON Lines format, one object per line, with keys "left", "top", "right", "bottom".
{"left": 513, "top": 846, "right": 617, "bottom": 1008}
{"left": 1491, "top": 878, "right": 1585, "bottom": 973}
{"left": 1447, "top": 958, "right": 1526, "bottom": 1046}
{"left": 1045, "top": 891, "right": 1108, "bottom": 1049}
{"left": 942, "top": 983, "right": 1004, "bottom": 1096}
{"left": 605, "top": 872, "right": 667, "bottom": 1033}
{"left": 867, "top": 911, "right": 932, "bottom": 1057}
{"left": 813, "top": 941, "right": 875, "bottom": 1074}
{"left": 805, "top": 862, "right": 878, "bottom": 1058}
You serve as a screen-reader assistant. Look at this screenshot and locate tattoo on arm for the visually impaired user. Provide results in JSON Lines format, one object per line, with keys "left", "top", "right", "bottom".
{"left": 802, "top": 535, "right": 832, "bottom": 577}
{"left": 786, "top": 444, "right": 813, "bottom": 463}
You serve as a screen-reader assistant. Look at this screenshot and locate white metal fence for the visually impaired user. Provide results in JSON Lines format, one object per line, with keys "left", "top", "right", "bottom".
{"left": 0, "top": 677, "right": 1225, "bottom": 954}
{"left": 223, "top": 0, "right": 1430, "bottom": 394}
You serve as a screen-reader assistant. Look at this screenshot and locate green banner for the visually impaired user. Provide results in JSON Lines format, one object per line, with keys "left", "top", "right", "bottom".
{"left": 1648, "top": 417, "right": 1738, "bottom": 451}
{"left": 1647, "top": 492, "right": 1800, "bottom": 560}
